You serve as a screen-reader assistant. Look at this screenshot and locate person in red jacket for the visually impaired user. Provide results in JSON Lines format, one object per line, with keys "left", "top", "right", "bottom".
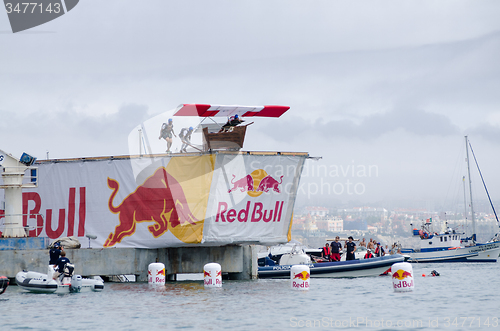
{"left": 364, "top": 249, "right": 374, "bottom": 259}
{"left": 322, "top": 243, "right": 331, "bottom": 261}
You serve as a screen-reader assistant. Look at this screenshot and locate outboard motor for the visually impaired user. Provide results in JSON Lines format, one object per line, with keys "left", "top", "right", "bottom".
{"left": 0, "top": 276, "right": 9, "bottom": 295}
{"left": 70, "top": 274, "right": 82, "bottom": 293}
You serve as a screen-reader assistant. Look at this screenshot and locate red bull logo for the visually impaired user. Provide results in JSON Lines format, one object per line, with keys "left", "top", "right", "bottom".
{"left": 203, "top": 270, "right": 212, "bottom": 278}
{"left": 392, "top": 269, "right": 412, "bottom": 280}
{"left": 104, "top": 167, "right": 203, "bottom": 247}
{"left": 228, "top": 169, "right": 283, "bottom": 197}
{"left": 392, "top": 269, "right": 414, "bottom": 289}
{"left": 215, "top": 201, "right": 284, "bottom": 223}
{"left": 292, "top": 271, "right": 310, "bottom": 281}
{"left": 156, "top": 269, "right": 165, "bottom": 276}
{"left": 216, "top": 270, "right": 222, "bottom": 277}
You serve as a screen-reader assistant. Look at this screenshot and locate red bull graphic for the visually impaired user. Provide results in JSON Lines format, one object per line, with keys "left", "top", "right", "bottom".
{"left": 204, "top": 263, "right": 222, "bottom": 287}
{"left": 256, "top": 175, "right": 283, "bottom": 193}
{"left": 392, "top": 270, "right": 412, "bottom": 280}
{"left": 392, "top": 268, "right": 414, "bottom": 290}
{"left": 292, "top": 271, "right": 310, "bottom": 281}
{"left": 104, "top": 167, "right": 203, "bottom": 247}
{"left": 228, "top": 174, "right": 254, "bottom": 193}
{"left": 229, "top": 169, "right": 283, "bottom": 198}
{"left": 291, "top": 269, "right": 310, "bottom": 289}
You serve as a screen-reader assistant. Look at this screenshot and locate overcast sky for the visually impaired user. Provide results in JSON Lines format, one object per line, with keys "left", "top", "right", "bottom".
{"left": 1, "top": 1, "right": 500, "bottom": 209}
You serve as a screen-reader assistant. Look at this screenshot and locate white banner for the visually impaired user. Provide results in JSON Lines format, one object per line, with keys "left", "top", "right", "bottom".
{"left": 0, "top": 153, "right": 306, "bottom": 248}
{"left": 203, "top": 154, "right": 304, "bottom": 245}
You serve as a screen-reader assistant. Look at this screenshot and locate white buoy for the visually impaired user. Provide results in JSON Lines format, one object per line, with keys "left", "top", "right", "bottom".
{"left": 290, "top": 265, "right": 310, "bottom": 290}
{"left": 391, "top": 262, "right": 414, "bottom": 292}
{"left": 204, "top": 263, "right": 222, "bottom": 288}
{"left": 148, "top": 263, "right": 166, "bottom": 285}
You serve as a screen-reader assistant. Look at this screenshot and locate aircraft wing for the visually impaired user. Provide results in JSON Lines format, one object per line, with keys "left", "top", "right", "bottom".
{"left": 173, "top": 104, "right": 290, "bottom": 118}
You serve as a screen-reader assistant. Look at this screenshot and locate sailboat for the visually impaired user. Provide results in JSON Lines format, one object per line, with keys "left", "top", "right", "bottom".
{"left": 401, "top": 136, "right": 500, "bottom": 263}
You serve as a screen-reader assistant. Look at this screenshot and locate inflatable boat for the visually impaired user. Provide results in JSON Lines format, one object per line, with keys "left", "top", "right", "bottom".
{"left": 16, "top": 267, "right": 104, "bottom": 294}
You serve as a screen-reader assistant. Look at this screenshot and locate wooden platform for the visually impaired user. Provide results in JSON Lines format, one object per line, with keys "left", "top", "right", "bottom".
{"left": 202, "top": 126, "right": 248, "bottom": 151}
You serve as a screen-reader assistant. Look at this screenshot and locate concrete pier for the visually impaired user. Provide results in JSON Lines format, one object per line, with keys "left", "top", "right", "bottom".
{"left": 0, "top": 245, "right": 258, "bottom": 282}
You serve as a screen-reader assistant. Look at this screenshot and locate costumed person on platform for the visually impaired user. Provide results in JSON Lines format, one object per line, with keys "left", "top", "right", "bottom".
{"left": 219, "top": 114, "right": 244, "bottom": 132}
{"left": 345, "top": 236, "right": 357, "bottom": 261}
{"left": 179, "top": 126, "right": 194, "bottom": 153}
{"left": 159, "top": 119, "right": 176, "bottom": 153}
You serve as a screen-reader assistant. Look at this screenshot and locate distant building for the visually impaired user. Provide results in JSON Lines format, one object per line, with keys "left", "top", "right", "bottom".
{"left": 338, "top": 207, "right": 388, "bottom": 222}
{"left": 314, "top": 216, "right": 343, "bottom": 232}
{"left": 305, "top": 206, "right": 328, "bottom": 217}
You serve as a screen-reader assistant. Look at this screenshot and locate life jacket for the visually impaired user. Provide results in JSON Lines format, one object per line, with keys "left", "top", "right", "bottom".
{"left": 322, "top": 246, "right": 331, "bottom": 257}
{"left": 375, "top": 247, "right": 379, "bottom": 255}
{"left": 365, "top": 252, "right": 373, "bottom": 259}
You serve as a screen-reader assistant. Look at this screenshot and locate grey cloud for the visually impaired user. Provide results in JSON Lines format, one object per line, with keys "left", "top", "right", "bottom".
{"left": 0, "top": 103, "right": 150, "bottom": 159}
{"left": 469, "top": 123, "right": 500, "bottom": 143}
{"left": 259, "top": 108, "right": 459, "bottom": 142}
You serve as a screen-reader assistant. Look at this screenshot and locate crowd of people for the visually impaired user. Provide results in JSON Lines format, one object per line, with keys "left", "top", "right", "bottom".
{"left": 321, "top": 237, "right": 402, "bottom": 261}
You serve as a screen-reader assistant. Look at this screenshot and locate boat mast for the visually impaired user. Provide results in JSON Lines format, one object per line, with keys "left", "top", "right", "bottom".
{"left": 465, "top": 136, "right": 476, "bottom": 244}
{"left": 462, "top": 175, "right": 468, "bottom": 238}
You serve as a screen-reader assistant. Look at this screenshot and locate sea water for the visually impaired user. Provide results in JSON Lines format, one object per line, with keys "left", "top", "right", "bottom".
{"left": 1, "top": 262, "right": 499, "bottom": 331}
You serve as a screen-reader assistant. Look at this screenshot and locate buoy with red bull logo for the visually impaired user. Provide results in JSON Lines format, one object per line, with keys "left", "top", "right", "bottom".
{"left": 148, "top": 263, "right": 166, "bottom": 286}
{"left": 290, "top": 265, "right": 310, "bottom": 290}
{"left": 391, "top": 262, "right": 414, "bottom": 292}
{"left": 204, "top": 263, "right": 222, "bottom": 288}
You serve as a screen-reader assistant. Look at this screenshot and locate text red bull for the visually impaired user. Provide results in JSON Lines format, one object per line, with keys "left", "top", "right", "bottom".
{"left": 215, "top": 201, "right": 284, "bottom": 223}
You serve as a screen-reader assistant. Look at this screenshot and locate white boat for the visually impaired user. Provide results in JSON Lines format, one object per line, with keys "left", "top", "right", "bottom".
{"left": 16, "top": 266, "right": 104, "bottom": 294}
{"left": 258, "top": 245, "right": 404, "bottom": 278}
{"left": 402, "top": 136, "right": 500, "bottom": 263}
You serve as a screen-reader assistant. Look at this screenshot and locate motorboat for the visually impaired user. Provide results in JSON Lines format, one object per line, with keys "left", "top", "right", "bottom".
{"left": 401, "top": 219, "right": 500, "bottom": 263}
{"left": 257, "top": 239, "right": 322, "bottom": 266}
{"left": 15, "top": 266, "right": 104, "bottom": 294}
{"left": 258, "top": 245, "right": 405, "bottom": 278}
{"left": 401, "top": 136, "right": 500, "bottom": 263}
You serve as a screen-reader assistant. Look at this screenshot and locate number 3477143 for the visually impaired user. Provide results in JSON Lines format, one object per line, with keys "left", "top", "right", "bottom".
{"left": 5, "top": 2, "right": 61, "bottom": 14}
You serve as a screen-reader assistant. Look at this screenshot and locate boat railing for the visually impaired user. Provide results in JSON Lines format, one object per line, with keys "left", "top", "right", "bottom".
{"left": 0, "top": 212, "right": 45, "bottom": 237}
